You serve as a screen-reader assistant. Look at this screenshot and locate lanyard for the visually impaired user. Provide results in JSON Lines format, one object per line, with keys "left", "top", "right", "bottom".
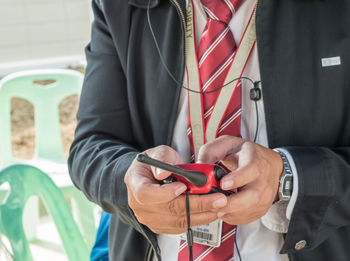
{"left": 185, "top": 0, "right": 257, "bottom": 160}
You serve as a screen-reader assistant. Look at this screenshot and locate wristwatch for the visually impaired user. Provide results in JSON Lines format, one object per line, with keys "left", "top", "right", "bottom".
{"left": 274, "top": 149, "right": 293, "bottom": 202}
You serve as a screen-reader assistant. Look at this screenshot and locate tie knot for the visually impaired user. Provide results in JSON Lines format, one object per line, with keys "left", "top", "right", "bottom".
{"left": 200, "top": 0, "right": 242, "bottom": 24}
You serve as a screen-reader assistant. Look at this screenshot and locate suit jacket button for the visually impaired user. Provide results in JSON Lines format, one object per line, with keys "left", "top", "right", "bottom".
{"left": 295, "top": 240, "right": 307, "bottom": 250}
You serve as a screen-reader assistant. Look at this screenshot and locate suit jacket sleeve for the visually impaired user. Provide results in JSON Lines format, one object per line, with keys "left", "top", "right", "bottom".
{"left": 68, "top": 0, "right": 139, "bottom": 227}
{"left": 280, "top": 146, "right": 350, "bottom": 254}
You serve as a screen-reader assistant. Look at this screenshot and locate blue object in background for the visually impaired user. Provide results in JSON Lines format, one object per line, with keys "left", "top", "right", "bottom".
{"left": 91, "top": 211, "right": 110, "bottom": 261}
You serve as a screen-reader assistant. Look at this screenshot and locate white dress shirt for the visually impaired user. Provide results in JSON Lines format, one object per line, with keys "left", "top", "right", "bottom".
{"left": 153, "top": 0, "right": 298, "bottom": 260}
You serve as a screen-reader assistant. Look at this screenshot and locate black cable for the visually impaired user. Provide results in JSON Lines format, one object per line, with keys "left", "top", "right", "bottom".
{"left": 148, "top": 2, "right": 261, "bottom": 259}
{"left": 253, "top": 99, "right": 259, "bottom": 143}
{"left": 186, "top": 191, "right": 244, "bottom": 261}
{"left": 147, "top": 0, "right": 255, "bottom": 95}
{"left": 147, "top": 0, "right": 182, "bottom": 90}
{"left": 185, "top": 190, "right": 194, "bottom": 261}
{"left": 234, "top": 233, "right": 242, "bottom": 261}
{"left": 251, "top": 80, "right": 261, "bottom": 143}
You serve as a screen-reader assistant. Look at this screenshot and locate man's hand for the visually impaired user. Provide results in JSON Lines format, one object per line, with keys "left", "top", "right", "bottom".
{"left": 197, "top": 136, "right": 283, "bottom": 225}
{"left": 124, "top": 145, "right": 228, "bottom": 234}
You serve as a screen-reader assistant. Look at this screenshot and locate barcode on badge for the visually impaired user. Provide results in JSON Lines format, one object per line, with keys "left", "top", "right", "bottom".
{"left": 193, "top": 230, "right": 213, "bottom": 241}
{"left": 180, "top": 220, "right": 222, "bottom": 247}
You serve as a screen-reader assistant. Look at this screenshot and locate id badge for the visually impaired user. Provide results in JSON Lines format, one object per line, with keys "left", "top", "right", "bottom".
{"left": 180, "top": 220, "right": 223, "bottom": 247}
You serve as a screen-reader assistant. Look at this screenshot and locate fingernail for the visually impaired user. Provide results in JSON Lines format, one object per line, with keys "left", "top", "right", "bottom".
{"left": 156, "top": 168, "right": 162, "bottom": 177}
{"left": 175, "top": 185, "right": 187, "bottom": 196}
{"left": 222, "top": 180, "right": 234, "bottom": 190}
{"left": 217, "top": 212, "right": 225, "bottom": 218}
{"left": 213, "top": 197, "right": 227, "bottom": 209}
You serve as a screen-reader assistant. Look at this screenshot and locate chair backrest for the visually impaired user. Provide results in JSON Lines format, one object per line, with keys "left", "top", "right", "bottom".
{"left": 0, "top": 164, "right": 89, "bottom": 261}
{"left": 0, "top": 69, "right": 83, "bottom": 165}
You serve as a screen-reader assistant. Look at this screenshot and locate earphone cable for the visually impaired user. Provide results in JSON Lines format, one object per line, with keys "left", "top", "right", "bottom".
{"left": 253, "top": 99, "right": 259, "bottom": 143}
{"left": 147, "top": 2, "right": 264, "bottom": 259}
{"left": 147, "top": 0, "right": 255, "bottom": 95}
{"left": 185, "top": 190, "right": 194, "bottom": 261}
{"left": 234, "top": 232, "right": 242, "bottom": 261}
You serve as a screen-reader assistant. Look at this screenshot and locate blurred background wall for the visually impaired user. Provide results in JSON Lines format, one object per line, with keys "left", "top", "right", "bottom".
{"left": 0, "top": 0, "right": 92, "bottom": 76}
{"left": 0, "top": 1, "right": 96, "bottom": 260}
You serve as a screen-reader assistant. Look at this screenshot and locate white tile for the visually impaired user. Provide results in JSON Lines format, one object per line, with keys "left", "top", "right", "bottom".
{"left": 26, "top": 2, "right": 65, "bottom": 23}
{"left": 1, "top": 0, "right": 24, "bottom": 4}
{"left": 64, "top": 1, "right": 90, "bottom": 21}
{"left": 0, "top": 4, "right": 26, "bottom": 25}
{"left": 28, "top": 23, "right": 66, "bottom": 44}
{"left": 27, "top": 0, "right": 63, "bottom": 4}
{"left": 67, "top": 40, "right": 87, "bottom": 56}
{"left": 0, "top": 46, "right": 31, "bottom": 62}
{"left": 0, "top": 0, "right": 92, "bottom": 65}
{"left": 0, "top": 26, "right": 28, "bottom": 47}
{"left": 66, "top": 21, "right": 90, "bottom": 41}
{"left": 29, "top": 42, "right": 68, "bottom": 59}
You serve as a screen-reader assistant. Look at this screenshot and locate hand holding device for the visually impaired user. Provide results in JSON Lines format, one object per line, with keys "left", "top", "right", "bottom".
{"left": 197, "top": 135, "right": 283, "bottom": 225}
{"left": 123, "top": 145, "right": 228, "bottom": 235}
{"left": 136, "top": 154, "right": 231, "bottom": 195}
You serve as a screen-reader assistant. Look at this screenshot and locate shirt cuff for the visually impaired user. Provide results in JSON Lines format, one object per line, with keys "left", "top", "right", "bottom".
{"left": 261, "top": 148, "right": 299, "bottom": 233}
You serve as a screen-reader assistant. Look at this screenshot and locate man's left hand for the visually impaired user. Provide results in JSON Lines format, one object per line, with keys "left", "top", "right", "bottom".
{"left": 197, "top": 135, "right": 283, "bottom": 225}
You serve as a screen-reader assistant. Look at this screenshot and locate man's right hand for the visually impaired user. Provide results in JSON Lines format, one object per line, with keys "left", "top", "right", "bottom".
{"left": 124, "top": 145, "right": 228, "bottom": 234}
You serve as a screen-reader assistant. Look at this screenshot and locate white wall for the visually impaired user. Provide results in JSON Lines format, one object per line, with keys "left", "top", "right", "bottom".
{"left": 0, "top": 0, "right": 91, "bottom": 75}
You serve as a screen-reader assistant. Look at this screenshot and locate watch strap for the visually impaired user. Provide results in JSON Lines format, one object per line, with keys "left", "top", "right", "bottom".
{"left": 274, "top": 149, "right": 294, "bottom": 202}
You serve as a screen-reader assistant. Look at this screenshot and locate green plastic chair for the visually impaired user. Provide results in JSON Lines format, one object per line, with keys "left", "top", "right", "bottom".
{"left": 0, "top": 69, "right": 97, "bottom": 248}
{"left": 0, "top": 164, "right": 89, "bottom": 261}
{"left": 0, "top": 69, "right": 83, "bottom": 164}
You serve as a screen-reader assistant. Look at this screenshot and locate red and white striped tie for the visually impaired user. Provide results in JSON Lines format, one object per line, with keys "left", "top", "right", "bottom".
{"left": 181, "top": 0, "right": 242, "bottom": 260}
{"left": 199, "top": 0, "right": 242, "bottom": 138}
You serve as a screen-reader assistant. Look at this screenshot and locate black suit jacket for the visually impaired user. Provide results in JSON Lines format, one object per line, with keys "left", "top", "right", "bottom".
{"left": 68, "top": 0, "right": 350, "bottom": 260}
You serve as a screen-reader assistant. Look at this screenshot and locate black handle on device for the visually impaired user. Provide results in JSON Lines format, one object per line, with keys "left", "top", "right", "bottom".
{"left": 136, "top": 154, "right": 207, "bottom": 187}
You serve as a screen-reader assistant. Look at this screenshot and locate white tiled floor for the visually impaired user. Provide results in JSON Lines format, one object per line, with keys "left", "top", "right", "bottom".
{"left": 1, "top": 215, "right": 95, "bottom": 261}
{"left": 30, "top": 217, "right": 69, "bottom": 261}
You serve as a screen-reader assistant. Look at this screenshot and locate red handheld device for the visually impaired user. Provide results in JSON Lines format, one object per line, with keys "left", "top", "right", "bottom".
{"left": 136, "top": 154, "right": 231, "bottom": 195}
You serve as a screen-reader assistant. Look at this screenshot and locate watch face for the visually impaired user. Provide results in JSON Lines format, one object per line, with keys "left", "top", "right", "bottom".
{"left": 275, "top": 150, "right": 293, "bottom": 202}
{"left": 282, "top": 175, "right": 293, "bottom": 198}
